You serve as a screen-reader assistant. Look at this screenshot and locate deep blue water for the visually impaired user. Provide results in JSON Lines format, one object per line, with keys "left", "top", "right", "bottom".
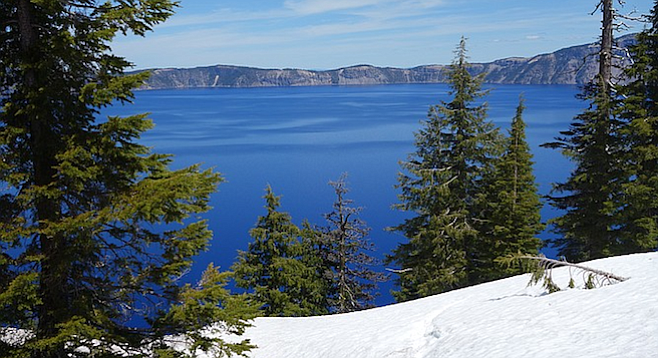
{"left": 103, "top": 83, "right": 581, "bottom": 306}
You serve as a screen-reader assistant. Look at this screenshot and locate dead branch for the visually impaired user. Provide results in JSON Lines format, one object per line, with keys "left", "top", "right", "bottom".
{"left": 519, "top": 255, "right": 628, "bottom": 282}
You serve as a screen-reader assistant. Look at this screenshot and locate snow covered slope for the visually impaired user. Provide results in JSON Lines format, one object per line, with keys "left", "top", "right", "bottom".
{"left": 233, "top": 253, "right": 658, "bottom": 358}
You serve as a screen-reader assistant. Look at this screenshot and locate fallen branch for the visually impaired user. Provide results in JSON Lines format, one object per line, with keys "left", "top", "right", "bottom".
{"left": 497, "top": 253, "right": 628, "bottom": 293}
{"left": 518, "top": 255, "right": 628, "bottom": 282}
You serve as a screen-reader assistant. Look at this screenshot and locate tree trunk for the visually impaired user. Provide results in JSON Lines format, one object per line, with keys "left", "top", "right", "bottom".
{"left": 17, "top": 1, "right": 68, "bottom": 356}
{"left": 600, "top": 0, "right": 614, "bottom": 91}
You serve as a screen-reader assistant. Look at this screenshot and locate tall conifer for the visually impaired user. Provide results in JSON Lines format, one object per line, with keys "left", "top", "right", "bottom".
{"left": 476, "top": 97, "right": 543, "bottom": 281}
{"left": 616, "top": 1, "right": 658, "bottom": 254}
{"left": 541, "top": 1, "right": 627, "bottom": 262}
{"left": 0, "top": 1, "right": 254, "bottom": 356}
{"left": 542, "top": 80, "right": 624, "bottom": 261}
{"left": 387, "top": 38, "right": 502, "bottom": 301}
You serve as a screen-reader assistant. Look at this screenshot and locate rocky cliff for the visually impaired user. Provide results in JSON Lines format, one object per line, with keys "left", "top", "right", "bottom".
{"left": 139, "top": 35, "right": 635, "bottom": 89}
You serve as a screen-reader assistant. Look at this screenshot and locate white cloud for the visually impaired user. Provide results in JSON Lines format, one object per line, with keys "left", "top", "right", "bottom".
{"left": 283, "top": 0, "right": 388, "bottom": 15}
{"left": 283, "top": 0, "right": 446, "bottom": 18}
{"left": 157, "top": 8, "right": 291, "bottom": 29}
{"left": 113, "top": 0, "right": 649, "bottom": 70}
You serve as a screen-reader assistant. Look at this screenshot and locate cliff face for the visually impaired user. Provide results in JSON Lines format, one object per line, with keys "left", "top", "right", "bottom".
{"left": 139, "top": 35, "right": 635, "bottom": 89}
{"left": 141, "top": 64, "right": 445, "bottom": 89}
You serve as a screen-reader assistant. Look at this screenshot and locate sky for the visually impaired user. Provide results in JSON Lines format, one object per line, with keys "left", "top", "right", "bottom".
{"left": 112, "top": 0, "right": 654, "bottom": 70}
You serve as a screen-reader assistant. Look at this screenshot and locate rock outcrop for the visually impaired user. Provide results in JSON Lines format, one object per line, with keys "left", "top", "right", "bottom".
{"left": 138, "top": 34, "right": 635, "bottom": 89}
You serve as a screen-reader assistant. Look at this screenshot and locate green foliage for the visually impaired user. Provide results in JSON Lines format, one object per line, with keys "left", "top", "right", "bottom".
{"left": 314, "top": 174, "right": 387, "bottom": 313}
{"left": 541, "top": 77, "right": 625, "bottom": 262}
{"left": 475, "top": 96, "right": 543, "bottom": 282}
{"left": 497, "top": 253, "right": 627, "bottom": 294}
{"left": 387, "top": 38, "right": 503, "bottom": 301}
{"left": 541, "top": 1, "right": 658, "bottom": 261}
{"left": 156, "top": 264, "right": 259, "bottom": 358}
{"left": 585, "top": 274, "right": 596, "bottom": 290}
{"left": 232, "top": 187, "right": 329, "bottom": 317}
{"left": 495, "top": 253, "right": 557, "bottom": 292}
{"left": 0, "top": 1, "right": 254, "bottom": 356}
{"left": 615, "top": 1, "right": 658, "bottom": 255}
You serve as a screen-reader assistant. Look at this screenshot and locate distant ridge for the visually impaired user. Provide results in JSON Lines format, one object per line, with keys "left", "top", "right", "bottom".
{"left": 139, "top": 34, "right": 635, "bottom": 90}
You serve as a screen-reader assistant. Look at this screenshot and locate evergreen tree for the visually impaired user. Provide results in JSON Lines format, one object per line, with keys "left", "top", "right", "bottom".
{"left": 0, "top": 1, "right": 253, "bottom": 356}
{"left": 542, "top": 80, "right": 624, "bottom": 261}
{"left": 316, "top": 174, "right": 387, "bottom": 313}
{"left": 232, "top": 186, "right": 328, "bottom": 317}
{"left": 476, "top": 96, "right": 544, "bottom": 281}
{"left": 541, "top": 1, "right": 628, "bottom": 262}
{"left": 156, "top": 264, "right": 259, "bottom": 357}
{"left": 616, "top": 1, "right": 658, "bottom": 254}
{"left": 387, "top": 38, "right": 503, "bottom": 301}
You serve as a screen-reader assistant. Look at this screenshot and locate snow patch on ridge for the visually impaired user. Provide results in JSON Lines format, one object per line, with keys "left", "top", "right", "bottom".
{"left": 233, "top": 252, "right": 657, "bottom": 358}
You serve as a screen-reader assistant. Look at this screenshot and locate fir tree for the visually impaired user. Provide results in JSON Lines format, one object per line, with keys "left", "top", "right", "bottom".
{"left": 541, "top": 1, "right": 628, "bottom": 262}
{"left": 476, "top": 96, "right": 544, "bottom": 281}
{"left": 542, "top": 80, "right": 624, "bottom": 261}
{"left": 0, "top": 1, "right": 254, "bottom": 356}
{"left": 156, "top": 264, "right": 259, "bottom": 357}
{"left": 616, "top": 1, "right": 658, "bottom": 254}
{"left": 316, "top": 174, "right": 387, "bottom": 313}
{"left": 232, "top": 186, "right": 329, "bottom": 317}
{"left": 387, "top": 38, "right": 503, "bottom": 301}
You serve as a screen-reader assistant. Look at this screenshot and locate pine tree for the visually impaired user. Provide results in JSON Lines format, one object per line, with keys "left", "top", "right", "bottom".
{"left": 0, "top": 1, "right": 253, "bottom": 356}
{"left": 316, "top": 174, "right": 387, "bottom": 313}
{"left": 616, "top": 1, "right": 658, "bottom": 254}
{"left": 387, "top": 38, "right": 503, "bottom": 301}
{"left": 476, "top": 96, "right": 544, "bottom": 281}
{"left": 232, "top": 186, "right": 329, "bottom": 317}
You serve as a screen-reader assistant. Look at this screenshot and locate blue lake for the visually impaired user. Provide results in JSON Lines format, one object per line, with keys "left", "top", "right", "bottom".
{"left": 104, "top": 83, "right": 581, "bottom": 306}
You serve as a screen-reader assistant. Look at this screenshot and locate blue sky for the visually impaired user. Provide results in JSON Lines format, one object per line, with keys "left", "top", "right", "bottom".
{"left": 113, "top": 0, "right": 653, "bottom": 70}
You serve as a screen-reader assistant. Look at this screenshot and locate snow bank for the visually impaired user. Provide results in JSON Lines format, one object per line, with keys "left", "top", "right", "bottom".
{"left": 234, "top": 252, "right": 658, "bottom": 358}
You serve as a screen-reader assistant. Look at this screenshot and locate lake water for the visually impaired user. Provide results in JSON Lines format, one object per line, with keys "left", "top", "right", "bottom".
{"left": 104, "top": 83, "right": 581, "bottom": 306}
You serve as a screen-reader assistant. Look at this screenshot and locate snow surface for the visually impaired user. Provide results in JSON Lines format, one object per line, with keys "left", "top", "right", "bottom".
{"left": 225, "top": 252, "right": 658, "bottom": 358}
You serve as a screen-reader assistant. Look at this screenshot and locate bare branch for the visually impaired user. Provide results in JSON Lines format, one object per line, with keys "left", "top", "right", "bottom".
{"left": 519, "top": 255, "right": 628, "bottom": 282}
{"left": 419, "top": 166, "right": 453, "bottom": 173}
